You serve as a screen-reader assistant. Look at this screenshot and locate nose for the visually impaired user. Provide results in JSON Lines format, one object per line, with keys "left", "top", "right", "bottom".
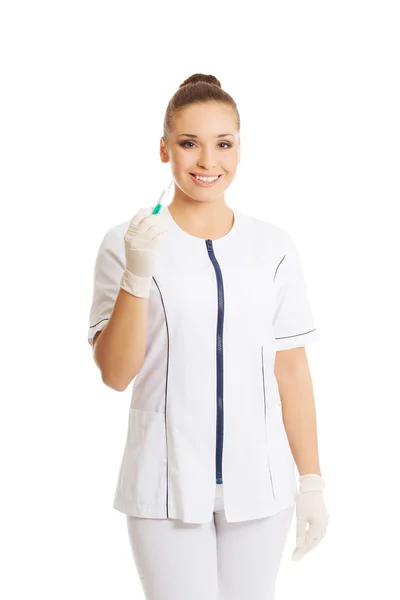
{"left": 197, "top": 146, "right": 217, "bottom": 171}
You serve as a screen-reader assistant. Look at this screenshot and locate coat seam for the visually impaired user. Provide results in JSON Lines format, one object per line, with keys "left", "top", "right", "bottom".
{"left": 152, "top": 276, "right": 170, "bottom": 519}
{"left": 275, "top": 327, "right": 316, "bottom": 340}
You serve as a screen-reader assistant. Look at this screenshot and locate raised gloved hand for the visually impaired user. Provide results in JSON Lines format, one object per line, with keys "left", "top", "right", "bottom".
{"left": 291, "top": 474, "right": 329, "bottom": 561}
{"left": 120, "top": 207, "right": 168, "bottom": 298}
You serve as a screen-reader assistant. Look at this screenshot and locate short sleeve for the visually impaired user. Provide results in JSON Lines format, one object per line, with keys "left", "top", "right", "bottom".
{"left": 273, "top": 232, "right": 319, "bottom": 351}
{"left": 87, "top": 226, "right": 125, "bottom": 346}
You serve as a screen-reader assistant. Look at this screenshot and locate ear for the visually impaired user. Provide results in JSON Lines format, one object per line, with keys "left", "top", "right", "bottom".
{"left": 160, "top": 137, "right": 169, "bottom": 164}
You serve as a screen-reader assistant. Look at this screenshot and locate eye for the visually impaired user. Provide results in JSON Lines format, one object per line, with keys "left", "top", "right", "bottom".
{"left": 179, "top": 141, "right": 233, "bottom": 149}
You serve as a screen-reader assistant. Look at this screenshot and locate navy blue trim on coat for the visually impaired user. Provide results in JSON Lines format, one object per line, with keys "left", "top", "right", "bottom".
{"left": 152, "top": 276, "right": 170, "bottom": 519}
{"left": 205, "top": 240, "right": 225, "bottom": 485}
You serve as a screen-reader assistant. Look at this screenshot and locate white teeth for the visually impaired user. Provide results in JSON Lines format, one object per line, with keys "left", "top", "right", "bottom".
{"left": 193, "top": 174, "right": 219, "bottom": 182}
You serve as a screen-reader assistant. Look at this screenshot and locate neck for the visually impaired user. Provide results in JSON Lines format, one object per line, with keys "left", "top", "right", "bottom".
{"left": 168, "top": 196, "right": 234, "bottom": 240}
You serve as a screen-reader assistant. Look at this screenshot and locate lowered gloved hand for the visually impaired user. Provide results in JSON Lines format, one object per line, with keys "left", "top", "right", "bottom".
{"left": 120, "top": 206, "right": 168, "bottom": 298}
{"left": 291, "top": 474, "right": 329, "bottom": 561}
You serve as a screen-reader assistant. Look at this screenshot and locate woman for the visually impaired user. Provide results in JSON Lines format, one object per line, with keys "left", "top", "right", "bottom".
{"left": 88, "top": 73, "right": 329, "bottom": 600}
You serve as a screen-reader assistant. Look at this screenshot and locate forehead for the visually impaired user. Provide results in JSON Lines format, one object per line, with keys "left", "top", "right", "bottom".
{"left": 172, "top": 102, "right": 237, "bottom": 136}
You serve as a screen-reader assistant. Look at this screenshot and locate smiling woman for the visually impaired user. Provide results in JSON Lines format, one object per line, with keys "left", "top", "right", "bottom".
{"left": 87, "top": 72, "right": 328, "bottom": 600}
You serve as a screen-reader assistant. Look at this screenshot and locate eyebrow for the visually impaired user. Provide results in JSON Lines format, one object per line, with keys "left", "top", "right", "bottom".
{"left": 177, "top": 133, "right": 234, "bottom": 138}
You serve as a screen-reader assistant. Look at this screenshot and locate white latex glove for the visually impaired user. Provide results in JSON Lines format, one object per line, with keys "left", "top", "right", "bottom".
{"left": 120, "top": 206, "right": 168, "bottom": 298}
{"left": 291, "top": 474, "right": 329, "bottom": 561}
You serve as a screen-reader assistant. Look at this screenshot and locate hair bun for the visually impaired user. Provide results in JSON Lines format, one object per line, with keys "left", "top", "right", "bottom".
{"left": 179, "top": 73, "right": 222, "bottom": 89}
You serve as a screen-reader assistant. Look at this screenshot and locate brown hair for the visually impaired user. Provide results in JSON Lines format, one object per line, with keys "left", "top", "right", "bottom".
{"left": 162, "top": 73, "right": 240, "bottom": 141}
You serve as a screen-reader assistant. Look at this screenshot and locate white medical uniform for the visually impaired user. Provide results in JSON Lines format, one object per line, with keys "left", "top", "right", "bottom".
{"left": 88, "top": 205, "right": 319, "bottom": 524}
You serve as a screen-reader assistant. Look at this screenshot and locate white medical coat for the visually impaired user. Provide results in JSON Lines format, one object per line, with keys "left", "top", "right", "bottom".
{"left": 88, "top": 205, "right": 319, "bottom": 523}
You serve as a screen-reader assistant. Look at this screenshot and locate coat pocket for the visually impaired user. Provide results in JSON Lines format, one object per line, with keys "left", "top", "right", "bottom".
{"left": 266, "top": 420, "right": 297, "bottom": 505}
{"left": 260, "top": 351, "right": 297, "bottom": 506}
{"left": 117, "top": 408, "right": 167, "bottom": 504}
{"left": 261, "top": 344, "right": 276, "bottom": 498}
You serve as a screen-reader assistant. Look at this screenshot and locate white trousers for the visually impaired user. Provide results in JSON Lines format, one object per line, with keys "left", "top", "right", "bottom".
{"left": 126, "top": 483, "right": 295, "bottom": 600}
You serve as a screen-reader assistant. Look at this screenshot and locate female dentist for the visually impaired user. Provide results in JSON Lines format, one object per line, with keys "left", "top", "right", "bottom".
{"left": 88, "top": 73, "right": 329, "bottom": 600}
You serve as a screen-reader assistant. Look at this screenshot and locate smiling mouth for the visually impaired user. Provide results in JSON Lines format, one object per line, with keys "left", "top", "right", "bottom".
{"left": 190, "top": 173, "right": 224, "bottom": 179}
{"left": 189, "top": 173, "right": 224, "bottom": 187}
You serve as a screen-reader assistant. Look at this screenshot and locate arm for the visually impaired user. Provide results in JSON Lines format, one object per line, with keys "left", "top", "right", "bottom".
{"left": 88, "top": 209, "right": 167, "bottom": 392}
{"left": 92, "top": 288, "right": 148, "bottom": 392}
{"left": 274, "top": 346, "right": 322, "bottom": 477}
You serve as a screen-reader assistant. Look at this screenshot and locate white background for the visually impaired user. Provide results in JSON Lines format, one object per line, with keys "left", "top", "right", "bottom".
{"left": 1, "top": 1, "right": 399, "bottom": 598}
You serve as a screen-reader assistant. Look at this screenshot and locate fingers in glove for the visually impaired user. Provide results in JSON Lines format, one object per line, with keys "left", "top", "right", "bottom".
{"left": 295, "top": 517, "right": 307, "bottom": 549}
{"left": 305, "top": 521, "right": 325, "bottom": 546}
{"left": 292, "top": 524, "right": 326, "bottom": 560}
{"left": 130, "top": 207, "right": 154, "bottom": 227}
{"left": 136, "top": 212, "right": 166, "bottom": 233}
{"left": 292, "top": 536, "right": 319, "bottom": 560}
